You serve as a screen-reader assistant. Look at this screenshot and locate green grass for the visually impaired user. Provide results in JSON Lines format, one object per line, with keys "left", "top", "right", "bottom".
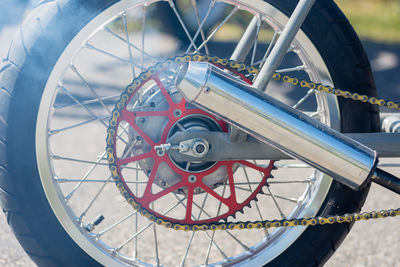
{"left": 336, "top": 0, "right": 400, "bottom": 44}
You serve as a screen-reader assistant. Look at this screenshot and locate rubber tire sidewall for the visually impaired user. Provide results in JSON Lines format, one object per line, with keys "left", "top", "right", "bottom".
{"left": 266, "top": 0, "right": 378, "bottom": 266}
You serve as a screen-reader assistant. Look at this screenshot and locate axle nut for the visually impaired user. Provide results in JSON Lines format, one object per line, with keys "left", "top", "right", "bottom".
{"left": 188, "top": 175, "right": 197, "bottom": 183}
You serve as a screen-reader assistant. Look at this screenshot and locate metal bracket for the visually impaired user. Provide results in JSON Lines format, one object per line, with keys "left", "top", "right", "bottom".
{"left": 167, "top": 131, "right": 400, "bottom": 162}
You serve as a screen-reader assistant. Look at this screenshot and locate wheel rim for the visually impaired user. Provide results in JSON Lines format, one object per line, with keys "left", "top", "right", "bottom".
{"left": 36, "top": 0, "right": 339, "bottom": 266}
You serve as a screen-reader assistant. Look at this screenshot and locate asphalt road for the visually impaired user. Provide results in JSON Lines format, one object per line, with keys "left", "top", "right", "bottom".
{"left": 0, "top": 6, "right": 399, "bottom": 267}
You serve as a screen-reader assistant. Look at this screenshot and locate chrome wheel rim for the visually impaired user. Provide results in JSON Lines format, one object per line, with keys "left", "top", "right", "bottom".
{"left": 36, "top": 0, "right": 339, "bottom": 266}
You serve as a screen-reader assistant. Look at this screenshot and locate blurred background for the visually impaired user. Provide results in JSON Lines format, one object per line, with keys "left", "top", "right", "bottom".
{"left": 337, "top": 0, "right": 400, "bottom": 43}
{"left": 0, "top": 0, "right": 398, "bottom": 266}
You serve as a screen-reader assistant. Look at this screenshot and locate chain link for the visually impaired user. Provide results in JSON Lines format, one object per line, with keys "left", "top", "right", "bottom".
{"left": 107, "top": 54, "right": 399, "bottom": 231}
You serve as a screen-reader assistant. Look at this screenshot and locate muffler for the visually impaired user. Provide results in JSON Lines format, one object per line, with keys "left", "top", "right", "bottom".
{"left": 175, "top": 61, "right": 379, "bottom": 191}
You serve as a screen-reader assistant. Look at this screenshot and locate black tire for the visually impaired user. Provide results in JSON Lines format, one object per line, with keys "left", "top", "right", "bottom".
{"left": 0, "top": 0, "right": 378, "bottom": 266}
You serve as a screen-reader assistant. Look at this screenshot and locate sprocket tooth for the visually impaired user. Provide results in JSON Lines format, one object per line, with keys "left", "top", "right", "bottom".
{"left": 271, "top": 165, "right": 278, "bottom": 171}
{"left": 268, "top": 174, "right": 275, "bottom": 179}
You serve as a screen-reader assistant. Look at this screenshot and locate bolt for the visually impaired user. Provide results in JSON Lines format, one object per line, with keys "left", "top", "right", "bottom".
{"left": 195, "top": 144, "right": 205, "bottom": 154}
{"left": 188, "top": 175, "right": 197, "bottom": 183}
{"left": 204, "top": 87, "right": 211, "bottom": 93}
{"left": 157, "top": 150, "right": 165, "bottom": 157}
{"left": 173, "top": 109, "right": 182, "bottom": 118}
{"left": 192, "top": 140, "right": 208, "bottom": 157}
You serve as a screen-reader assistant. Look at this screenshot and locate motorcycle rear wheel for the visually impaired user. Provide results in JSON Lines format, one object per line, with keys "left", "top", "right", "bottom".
{"left": 0, "top": 0, "right": 379, "bottom": 266}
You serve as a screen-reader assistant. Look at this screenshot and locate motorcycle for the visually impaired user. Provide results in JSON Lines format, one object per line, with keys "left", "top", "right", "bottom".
{"left": 0, "top": 0, "right": 398, "bottom": 266}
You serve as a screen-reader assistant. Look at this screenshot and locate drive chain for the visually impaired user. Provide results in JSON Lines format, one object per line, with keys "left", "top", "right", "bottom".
{"left": 107, "top": 54, "right": 400, "bottom": 231}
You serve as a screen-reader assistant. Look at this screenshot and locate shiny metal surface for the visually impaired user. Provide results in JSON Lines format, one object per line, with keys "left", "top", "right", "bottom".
{"left": 253, "top": 0, "right": 316, "bottom": 90}
{"left": 176, "top": 61, "right": 378, "bottom": 190}
{"left": 372, "top": 168, "right": 400, "bottom": 194}
{"left": 382, "top": 116, "right": 400, "bottom": 133}
{"left": 230, "top": 16, "right": 259, "bottom": 62}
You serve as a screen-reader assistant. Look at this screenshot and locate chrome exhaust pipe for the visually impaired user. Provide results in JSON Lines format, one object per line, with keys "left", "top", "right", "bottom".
{"left": 175, "top": 61, "right": 378, "bottom": 190}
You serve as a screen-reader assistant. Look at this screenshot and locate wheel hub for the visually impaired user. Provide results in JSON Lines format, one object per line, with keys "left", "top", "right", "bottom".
{"left": 167, "top": 114, "right": 220, "bottom": 173}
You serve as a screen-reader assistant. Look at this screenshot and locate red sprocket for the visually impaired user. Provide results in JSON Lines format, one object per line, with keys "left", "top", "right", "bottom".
{"left": 110, "top": 60, "right": 274, "bottom": 225}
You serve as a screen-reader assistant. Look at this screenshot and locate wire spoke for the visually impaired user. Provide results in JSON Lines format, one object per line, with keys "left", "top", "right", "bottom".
{"left": 250, "top": 17, "right": 262, "bottom": 66}
{"left": 151, "top": 202, "right": 161, "bottom": 266}
{"left": 102, "top": 26, "right": 160, "bottom": 63}
{"left": 205, "top": 185, "right": 227, "bottom": 265}
{"left": 235, "top": 186, "right": 298, "bottom": 203}
{"left": 122, "top": 12, "right": 136, "bottom": 78}
{"left": 185, "top": 0, "right": 216, "bottom": 53}
{"left": 63, "top": 122, "right": 132, "bottom": 200}
{"left": 134, "top": 162, "right": 139, "bottom": 258}
{"left": 276, "top": 65, "right": 305, "bottom": 73}
{"left": 197, "top": 7, "right": 239, "bottom": 51}
{"left": 172, "top": 193, "right": 228, "bottom": 261}
{"left": 180, "top": 232, "right": 195, "bottom": 267}
{"left": 49, "top": 115, "right": 109, "bottom": 136}
{"left": 84, "top": 42, "right": 142, "bottom": 68}
{"left": 179, "top": 193, "right": 209, "bottom": 267}
{"left": 188, "top": 190, "right": 249, "bottom": 251}
{"left": 52, "top": 154, "right": 107, "bottom": 165}
{"left": 78, "top": 175, "right": 113, "bottom": 222}
{"left": 54, "top": 94, "right": 120, "bottom": 111}
{"left": 55, "top": 178, "right": 147, "bottom": 184}
{"left": 253, "top": 31, "right": 279, "bottom": 67}
{"left": 116, "top": 197, "right": 186, "bottom": 252}
{"left": 51, "top": 154, "right": 139, "bottom": 171}
{"left": 117, "top": 151, "right": 154, "bottom": 166}
{"left": 265, "top": 185, "right": 286, "bottom": 219}
{"left": 97, "top": 211, "right": 138, "bottom": 237}
{"left": 167, "top": 0, "right": 200, "bottom": 52}
{"left": 267, "top": 179, "right": 312, "bottom": 184}
{"left": 191, "top": 0, "right": 209, "bottom": 55}
{"left": 58, "top": 83, "right": 98, "bottom": 121}
{"left": 204, "top": 231, "right": 216, "bottom": 266}
{"left": 57, "top": 83, "right": 129, "bottom": 145}
{"left": 140, "top": 5, "right": 146, "bottom": 72}
{"left": 64, "top": 151, "right": 108, "bottom": 201}
{"left": 242, "top": 166, "right": 269, "bottom": 236}
{"left": 308, "top": 111, "right": 320, "bottom": 119}
{"left": 292, "top": 89, "right": 316, "bottom": 109}
{"left": 70, "top": 64, "right": 112, "bottom": 114}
